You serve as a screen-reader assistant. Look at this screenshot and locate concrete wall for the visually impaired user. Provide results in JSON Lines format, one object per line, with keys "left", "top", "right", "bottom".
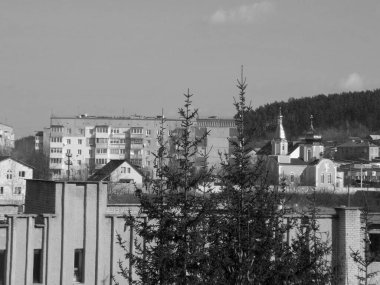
{"left": 1, "top": 181, "right": 380, "bottom": 284}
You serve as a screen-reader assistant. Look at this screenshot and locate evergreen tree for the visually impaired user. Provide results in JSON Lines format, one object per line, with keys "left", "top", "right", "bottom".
{"left": 115, "top": 89, "right": 216, "bottom": 284}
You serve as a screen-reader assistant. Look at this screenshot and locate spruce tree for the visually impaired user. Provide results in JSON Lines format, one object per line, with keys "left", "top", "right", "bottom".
{"left": 116, "top": 89, "right": 216, "bottom": 284}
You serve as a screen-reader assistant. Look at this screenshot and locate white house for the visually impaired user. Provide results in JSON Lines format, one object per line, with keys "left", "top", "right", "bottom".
{"left": 88, "top": 159, "right": 143, "bottom": 186}
{"left": 0, "top": 156, "right": 33, "bottom": 202}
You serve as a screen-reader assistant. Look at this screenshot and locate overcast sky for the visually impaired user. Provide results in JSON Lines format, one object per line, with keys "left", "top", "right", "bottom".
{"left": 1, "top": 0, "right": 380, "bottom": 137}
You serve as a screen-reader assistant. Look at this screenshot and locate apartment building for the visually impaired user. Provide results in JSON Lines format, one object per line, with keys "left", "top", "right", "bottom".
{"left": 43, "top": 115, "right": 235, "bottom": 180}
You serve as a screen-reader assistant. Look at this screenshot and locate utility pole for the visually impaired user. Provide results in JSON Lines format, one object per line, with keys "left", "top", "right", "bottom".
{"left": 65, "top": 152, "right": 73, "bottom": 181}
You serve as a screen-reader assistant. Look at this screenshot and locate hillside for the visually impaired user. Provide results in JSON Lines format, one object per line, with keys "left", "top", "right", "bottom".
{"left": 246, "top": 89, "right": 380, "bottom": 143}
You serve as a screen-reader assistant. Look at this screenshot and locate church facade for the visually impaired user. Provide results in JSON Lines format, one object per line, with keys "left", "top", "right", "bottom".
{"left": 265, "top": 110, "right": 339, "bottom": 190}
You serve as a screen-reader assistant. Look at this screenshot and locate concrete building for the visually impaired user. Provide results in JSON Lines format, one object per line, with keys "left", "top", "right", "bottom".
{"left": 0, "top": 156, "right": 33, "bottom": 204}
{"left": 41, "top": 115, "right": 235, "bottom": 180}
{"left": 0, "top": 180, "right": 378, "bottom": 284}
{"left": 0, "top": 123, "right": 14, "bottom": 154}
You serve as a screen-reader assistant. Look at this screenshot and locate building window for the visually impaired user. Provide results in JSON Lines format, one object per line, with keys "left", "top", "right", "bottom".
{"left": 110, "top": 149, "right": 119, "bottom": 154}
{"left": 67, "top": 139, "right": 71, "bottom": 145}
{"left": 33, "top": 249, "right": 42, "bottom": 283}
{"left": 120, "top": 149, "right": 126, "bottom": 154}
{"left": 96, "top": 148, "right": 107, "bottom": 154}
{"left": 0, "top": 187, "right": 3, "bottom": 195}
{"left": 78, "top": 139, "right": 82, "bottom": 145}
{"left": 6, "top": 170, "right": 12, "bottom": 179}
{"left": 96, "top": 127, "right": 108, "bottom": 133}
{"left": 66, "top": 149, "right": 71, "bottom": 154}
{"left": 121, "top": 167, "right": 126, "bottom": 173}
{"left": 146, "top": 129, "right": 151, "bottom": 136}
{"left": 0, "top": 250, "right": 6, "bottom": 284}
{"left": 78, "top": 160, "right": 81, "bottom": 166}
{"left": 321, "top": 174, "right": 324, "bottom": 183}
{"left": 14, "top": 187, "right": 22, "bottom": 195}
{"left": 327, "top": 173, "right": 332, "bottom": 184}
{"left": 78, "top": 149, "right": 82, "bottom": 155}
{"left": 19, "top": 171, "right": 25, "bottom": 177}
{"left": 131, "top": 128, "right": 143, "bottom": 134}
{"left": 67, "top": 128, "right": 71, "bottom": 134}
{"left": 369, "top": 233, "right": 380, "bottom": 261}
{"left": 73, "top": 249, "right": 84, "bottom": 283}
{"left": 127, "top": 167, "right": 131, "bottom": 174}
{"left": 50, "top": 137, "right": 62, "bottom": 143}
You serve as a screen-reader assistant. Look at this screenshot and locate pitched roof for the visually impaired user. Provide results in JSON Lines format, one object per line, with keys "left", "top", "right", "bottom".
{"left": 256, "top": 141, "right": 272, "bottom": 155}
{"left": 0, "top": 156, "right": 34, "bottom": 169}
{"left": 87, "top": 160, "right": 142, "bottom": 181}
{"left": 338, "top": 140, "right": 377, "bottom": 148}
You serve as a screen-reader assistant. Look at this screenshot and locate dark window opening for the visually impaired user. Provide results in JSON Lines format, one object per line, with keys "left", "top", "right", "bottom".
{"left": 73, "top": 249, "right": 84, "bottom": 282}
{"left": 0, "top": 250, "right": 6, "bottom": 285}
{"left": 369, "top": 233, "right": 380, "bottom": 262}
{"left": 33, "top": 249, "right": 42, "bottom": 283}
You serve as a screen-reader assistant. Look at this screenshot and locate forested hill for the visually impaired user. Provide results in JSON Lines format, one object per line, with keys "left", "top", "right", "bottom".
{"left": 246, "top": 89, "right": 380, "bottom": 142}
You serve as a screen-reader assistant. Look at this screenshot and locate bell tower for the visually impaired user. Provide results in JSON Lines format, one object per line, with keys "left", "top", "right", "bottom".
{"left": 271, "top": 108, "right": 288, "bottom": 155}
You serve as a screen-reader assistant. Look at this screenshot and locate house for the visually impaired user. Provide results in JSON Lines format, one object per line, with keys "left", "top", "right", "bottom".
{"left": 0, "top": 156, "right": 33, "bottom": 203}
{"left": 336, "top": 139, "right": 379, "bottom": 162}
{"left": 88, "top": 159, "right": 144, "bottom": 187}
{"left": 0, "top": 180, "right": 378, "bottom": 284}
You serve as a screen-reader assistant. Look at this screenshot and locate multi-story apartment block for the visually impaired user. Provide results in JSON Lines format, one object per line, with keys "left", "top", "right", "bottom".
{"left": 0, "top": 123, "right": 15, "bottom": 154}
{"left": 43, "top": 115, "right": 235, "bottom": 180}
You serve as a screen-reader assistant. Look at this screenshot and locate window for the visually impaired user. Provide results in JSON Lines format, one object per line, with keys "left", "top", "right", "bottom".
{"left": 96, "top": 148, "right": 107, "bottom": 154}
{"left": 369, "top": 233, "right": 380, "bottom": 261}
{"left": 327, "top": 173, "right": 332, "bottom": 184}
{"left": 73, "top": 249, "right": 84, "bottom": 283}
{"left": 78, "top": 139, "right": 82, "bottom": 145}
{"left": 96, "top": 138, "right": 108, "bottom": 144}
{"left": 0, "top": 187, "right": 3, "bottom": 195}
{"left": 33, "top": 249, "right": 42, "bottom": 283}
{"left": 19, "top": 171, "right": 25, "bottom": 177}
{"left": 146, "top": 129, "right": 151, "bottom": 136}
{"left": 321, "top": 174, "right": 324, "bottom": 183}
{"left": 121, "top": 167, "right": 126, "bottom": 173}
{"left": 131, "top": 128, "right": 143, "bottom": 134}
{"left": 131, "top": 138, "right": 143, "bottom": 144}
{"left": 67, "top": 139, "right": 71, "bottom": 145}
{"left": 78, "top": 149, "right": 82, "bottom": 155}
{"left": 51, "top": 148, "right": 62, "bottom": 153}
{"left": 50, "top": 137, "right": 62, "bottom": 143}
{"left": 111, "top": 128, "right": 119, "bottom": 134}
{"left": 95, "top": 158, "right": 107, "bottom": 165}
{"left": 50, "top": 158, "right": 62, "bottom": 164}
{"left": 14, "top": 187, "right": 22, "bottom": 195}
{"left": 79, "top": 128, "right": 84, "bottom": 135}
{"left": 66, "top": 149, "right": 71, "bottom": 154}
{"left": 120, "top": 149, "right": 126, "bottom": 154}
{"left": 0, "top": 250, "right": 6, "bottom": 285}
{"left": 6, "top": 170, "right": 12, "bottom": 179}
{"left": 67, "top": 128, "right": 71, "bottom": 134}
{"left": 78, "top": 160, "right": 81, "bottom": 166}
{"left": 96, "top": 127, "right": 108, "bottom": 133}
{"left": 127, "top": 167, "right": 131, "bottom": 174}
{"left": 110, "top": 149, "right": 119, "bottom": 154}
{"left": 51, "top": 126, "right": 63, "bottom": 132}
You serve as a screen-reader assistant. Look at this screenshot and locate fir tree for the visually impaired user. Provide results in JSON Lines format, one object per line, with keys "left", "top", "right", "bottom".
{"left": 116, "top": 89, "right": 216, "bottom": 284}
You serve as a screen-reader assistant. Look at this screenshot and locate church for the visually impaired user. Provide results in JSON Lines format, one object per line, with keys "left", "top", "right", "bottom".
{"left": 262, "top": 109, "right": 339, "bottom": 190}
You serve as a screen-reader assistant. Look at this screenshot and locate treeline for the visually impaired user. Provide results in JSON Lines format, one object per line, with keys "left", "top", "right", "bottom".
{"left": 247, "top": 89, "right": 380, "bottom": 142}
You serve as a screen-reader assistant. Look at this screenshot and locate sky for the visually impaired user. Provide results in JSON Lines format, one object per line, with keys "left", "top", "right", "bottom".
{"left": 1, "top": 0, "right": 380, "bottom": 138}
